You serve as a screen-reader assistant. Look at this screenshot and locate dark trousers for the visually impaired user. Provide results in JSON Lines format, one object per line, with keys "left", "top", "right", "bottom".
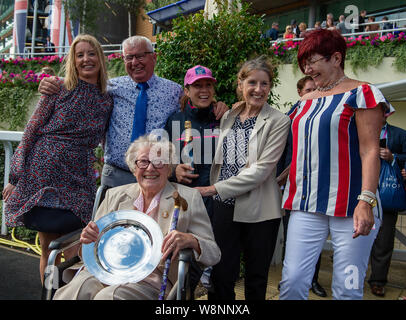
{"left": 368, "top": 210, "right": 399, "bottom": 286}
{"left": 208, "top": 200, "right": 281, "bottom": 300}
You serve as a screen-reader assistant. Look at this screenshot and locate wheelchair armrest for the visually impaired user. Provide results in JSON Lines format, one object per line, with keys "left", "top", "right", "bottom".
{"left": 178, "top": 248, "right": 194, "bottom": 263}
{"left": 48, "top": 229, "right": 83, "bottom": 251}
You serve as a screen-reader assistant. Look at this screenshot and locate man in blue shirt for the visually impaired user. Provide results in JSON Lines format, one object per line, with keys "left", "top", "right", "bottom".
{"left": 101, "top": 36, "right": 183, "bottom": 187}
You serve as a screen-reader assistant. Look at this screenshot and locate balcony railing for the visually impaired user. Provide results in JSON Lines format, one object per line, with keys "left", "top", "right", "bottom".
{"left": 0, "top": 43, "right": 123, "bottom": 59}
{"left": 270, "top": 18, "right": 406, "bottom": 45}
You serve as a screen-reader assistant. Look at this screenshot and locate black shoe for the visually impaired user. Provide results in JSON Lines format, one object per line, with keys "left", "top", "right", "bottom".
{"left": 311, "top": 281, "right": 327, "bottom": 297}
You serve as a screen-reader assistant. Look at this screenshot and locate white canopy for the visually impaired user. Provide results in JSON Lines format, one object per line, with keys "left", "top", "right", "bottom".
{"left": 376, "top": 79, "right": 406, "bottom": 101}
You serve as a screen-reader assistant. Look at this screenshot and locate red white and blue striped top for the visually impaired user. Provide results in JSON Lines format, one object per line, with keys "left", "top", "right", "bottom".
{"left": 282, "top": 84, "right": 394, "bottom": 218}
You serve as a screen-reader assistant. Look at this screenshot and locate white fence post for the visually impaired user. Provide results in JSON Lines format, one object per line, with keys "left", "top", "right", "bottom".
{"left": 1, "top": 131, "right": 23, "bottom": 235}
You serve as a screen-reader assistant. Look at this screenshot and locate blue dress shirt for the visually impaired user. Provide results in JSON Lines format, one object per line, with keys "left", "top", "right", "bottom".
{"left": 104, "top": 74, "right": 183, "bottom": 170}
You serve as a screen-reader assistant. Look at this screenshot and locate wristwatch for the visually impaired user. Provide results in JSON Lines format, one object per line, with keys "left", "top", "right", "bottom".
{"left": 357, "top": 194, "right": 377, "bottom": 207}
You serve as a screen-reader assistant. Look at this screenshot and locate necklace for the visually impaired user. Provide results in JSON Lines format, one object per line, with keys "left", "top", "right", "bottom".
{"left": 317, "top": 75, "right": 348, "bottom": 92}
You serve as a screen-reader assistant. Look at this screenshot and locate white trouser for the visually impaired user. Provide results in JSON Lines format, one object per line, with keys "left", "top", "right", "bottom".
{"left": 279, "top": 210, "right": 381, "bottom": 300}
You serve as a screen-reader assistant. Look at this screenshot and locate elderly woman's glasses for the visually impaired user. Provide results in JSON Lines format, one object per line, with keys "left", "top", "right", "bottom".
{"left": 135, "top": 159, "right": 165, "bottom": 169}
{"left": 124, "top": 52, "right": 153, "bottom": 63}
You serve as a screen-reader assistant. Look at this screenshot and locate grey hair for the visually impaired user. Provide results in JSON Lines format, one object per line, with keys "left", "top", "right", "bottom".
{"left": 125, "top": 134, "right": 177, "bottom": 175}
{"left": 122, "top": 36, "right": 154, "bottom": 54}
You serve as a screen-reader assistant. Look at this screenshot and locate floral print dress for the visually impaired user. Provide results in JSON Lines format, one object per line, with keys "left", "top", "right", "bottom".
{"left": 5, "top": 79, "right": 113, "bottom": 227}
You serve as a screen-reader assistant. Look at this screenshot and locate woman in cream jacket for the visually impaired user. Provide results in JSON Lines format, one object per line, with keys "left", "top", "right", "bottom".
{"left": 196, "top": 56, "right": 290, "bottom": 300}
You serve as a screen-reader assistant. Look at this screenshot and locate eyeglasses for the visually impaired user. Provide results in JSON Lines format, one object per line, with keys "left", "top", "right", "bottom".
{"left": 135, "top": 159, "right": 166, "bottom": 169}
{"left": 123, "top": 52, "right": 153, "bottom": 63}
{"left": 303, "top": 56, "right": 328, "bottom": 69}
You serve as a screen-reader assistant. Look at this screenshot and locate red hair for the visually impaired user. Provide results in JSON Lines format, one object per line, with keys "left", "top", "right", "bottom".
{"left": 297, "top": 29, "right": 347, "bottom": 73}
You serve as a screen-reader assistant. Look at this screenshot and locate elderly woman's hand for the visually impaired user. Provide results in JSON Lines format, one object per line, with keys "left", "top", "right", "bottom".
{"left": 80, "top": 221, "right": 99, "bottom": 244}
{"left": 352, "top": 201, "right": 375, "bottom": 239}
{"left": 161, "top": 230, "right": 200, "bottom": 262}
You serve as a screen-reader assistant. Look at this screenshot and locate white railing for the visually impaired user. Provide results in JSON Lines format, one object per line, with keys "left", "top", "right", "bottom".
{"left": 0, "top": 43, "right": 123, "bottom": 59}
{"left": 0, "top": 130, "right": 23, "bottom": 235}
{"left": 22, "top": 43, "right": 123, "bottom": 57}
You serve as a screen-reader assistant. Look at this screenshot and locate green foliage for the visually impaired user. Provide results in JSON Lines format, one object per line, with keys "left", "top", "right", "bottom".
{"left": 10, "top": 226, "right": 38, "bottom": 242}
{"left": 272, "top": 33, "right": 406, "bottom": 75}
{"left": 344, "top": 36, "right": 406, "bottom": 74}
{"left": 144, "top": 0, "right": 178, "bottom": 12}
{"left": 63, "top": 0, "right": 146, "bottom": 34}
{"left": 94, "top": 145, "right": 104, "bottom": 186}
{"left": 392, "top": 44, "right": 406, "bottom": 73}
{"left": 155, "top": 1, "right": 278, "bottom": 107}
{"left": 63, "top": 0, "right": 104, "bottom": 34}
{"left": 346, "top": 45, "right": 384, "bottom": 74}
{"left": 110, "top": 0, "right": 146, "bottom": 15}
{"left": 0, "top": 87, "right": 33, "bottom": 130}
{"left": 107, "top": 56, "right": 127, "bottom": 78}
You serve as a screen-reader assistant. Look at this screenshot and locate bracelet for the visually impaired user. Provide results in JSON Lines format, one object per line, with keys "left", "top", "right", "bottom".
{"left": 357, "top": 194, "right": 377, "bottom": 207}
{"left": 361, "top": 190, "right": 376, "bottom": 200}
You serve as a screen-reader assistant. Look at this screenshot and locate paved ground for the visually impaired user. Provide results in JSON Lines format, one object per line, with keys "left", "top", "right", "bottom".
{"left": 0, "top": 245, "right": 42, "bottom": 300}
{"left": 1, "top": 244, "right": 404, "bottom": 301}
{"left": 198, "top": 250, "right": 406, "bottom": 300}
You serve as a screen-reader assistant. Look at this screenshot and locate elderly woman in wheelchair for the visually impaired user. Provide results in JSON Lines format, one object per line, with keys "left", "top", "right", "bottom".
{"left": 52, "top": 134, "right": 221, "bottom": 300}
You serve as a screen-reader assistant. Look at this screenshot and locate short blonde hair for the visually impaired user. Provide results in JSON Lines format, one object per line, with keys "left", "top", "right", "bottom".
{"left": 125, "top": 134, "right": 177, "bottom": 175}
{"left": 299, "top": 22, "right": 307, "bottom": 30}
{"left": 63, "top": 34, "right": 108, "bottom": 94}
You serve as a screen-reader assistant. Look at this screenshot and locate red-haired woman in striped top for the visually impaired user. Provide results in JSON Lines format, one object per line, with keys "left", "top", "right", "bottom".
{"left": 279, "top": 28, "right": 394, "bottom": 300}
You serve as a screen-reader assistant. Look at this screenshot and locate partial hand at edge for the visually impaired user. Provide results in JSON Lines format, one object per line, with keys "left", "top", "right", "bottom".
{"left": 175, "top": 164, "right": 199, "bottom": 184}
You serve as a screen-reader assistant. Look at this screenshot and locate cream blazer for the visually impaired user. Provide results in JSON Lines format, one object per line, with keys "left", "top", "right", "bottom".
{"left": 94, "top": 181, "right": 221, "bottom": 287}
{"left": 210, "top": 102, "right": 290, "bottom": 223}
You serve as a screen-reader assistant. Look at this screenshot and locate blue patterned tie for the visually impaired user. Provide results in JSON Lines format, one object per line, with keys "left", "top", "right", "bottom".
{"left": 131, "top": 82, "right": 148, "bottom": 142}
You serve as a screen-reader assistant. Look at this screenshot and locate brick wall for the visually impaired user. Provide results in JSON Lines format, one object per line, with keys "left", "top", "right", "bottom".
{"left": 135, "top": 9, "right": 157, "bottom": 43}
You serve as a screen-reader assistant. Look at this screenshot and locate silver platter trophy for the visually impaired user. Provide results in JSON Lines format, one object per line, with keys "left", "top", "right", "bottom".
{"left": 82, "top": 210, "right": 163, "bottom": 285}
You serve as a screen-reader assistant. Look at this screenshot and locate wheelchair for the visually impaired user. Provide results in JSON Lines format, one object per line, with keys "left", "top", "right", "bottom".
{"left": 42, "top": 185, "right": 198, "bottom": 300}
